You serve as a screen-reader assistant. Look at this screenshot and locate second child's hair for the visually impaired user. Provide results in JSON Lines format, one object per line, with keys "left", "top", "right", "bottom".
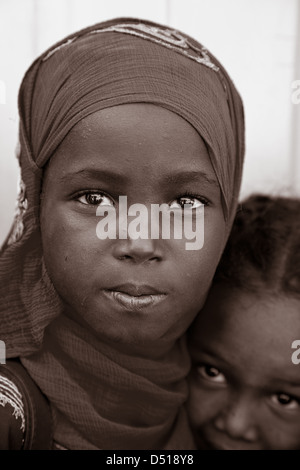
{"left": 214, "top": 194, "right": 300, "bottom": 297}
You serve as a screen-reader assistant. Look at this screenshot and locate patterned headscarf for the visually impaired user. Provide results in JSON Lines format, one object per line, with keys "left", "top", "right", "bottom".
{"left": 0, "top": 18, "right": 245, "bottom": 449}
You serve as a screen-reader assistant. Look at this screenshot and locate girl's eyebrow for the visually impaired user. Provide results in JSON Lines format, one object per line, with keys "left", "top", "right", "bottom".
{"left": 268, "top": 377, "right": 300, "bottom": 389}
{"left": 164, "top": 170, "right": 219, "bottom": 187}
{"left": 59, "top": 168, "right": 128, "bottom": 184}
{"left": 191, "top": 346, "right": 224, "bottom": 364}
{"left": 59, "top": 168, "right": 219, "bottom": 187}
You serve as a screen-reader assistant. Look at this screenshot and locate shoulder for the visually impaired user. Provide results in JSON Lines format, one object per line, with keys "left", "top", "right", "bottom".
{"left": 0, "top": 359, "right": 53, "bottom": 449}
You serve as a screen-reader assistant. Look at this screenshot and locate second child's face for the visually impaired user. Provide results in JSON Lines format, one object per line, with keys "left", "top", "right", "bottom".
{"left": 40, "top": 104, "right": 226, "bottom": 354}
{"left": 188, "top": 285, "right": 300, "bottom": 450}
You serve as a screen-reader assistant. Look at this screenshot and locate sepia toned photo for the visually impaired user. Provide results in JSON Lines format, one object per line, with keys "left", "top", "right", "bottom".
{"left": 0, "top": 0, "right": 299, "bottom": 453}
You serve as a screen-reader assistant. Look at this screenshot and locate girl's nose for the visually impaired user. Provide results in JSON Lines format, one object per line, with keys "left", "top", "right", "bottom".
{"left": 214, "top": 398, "right": 258, "bottom": 442}
{"left": 113, "top": 238, "right": 163, "bottom": 263}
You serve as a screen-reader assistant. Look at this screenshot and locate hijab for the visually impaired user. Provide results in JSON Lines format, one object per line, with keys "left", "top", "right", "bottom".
{"left": 0, "top": 17, "right": 245, "bottom": 449}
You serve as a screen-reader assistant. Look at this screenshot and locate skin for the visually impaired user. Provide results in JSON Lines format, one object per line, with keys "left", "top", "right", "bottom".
{"left": 188, "top": 284, "right": 300, "bottom": 450}
{"left": 40, "top": 103, "right": 227, "bottom": 357}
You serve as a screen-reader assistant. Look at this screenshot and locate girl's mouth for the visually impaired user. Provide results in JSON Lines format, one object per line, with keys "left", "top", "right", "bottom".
{"left": 104, "top": 284, "right": 167, "bottom": 311}
{"left": 111, "top": 291, "right": 166, "bottom": 310}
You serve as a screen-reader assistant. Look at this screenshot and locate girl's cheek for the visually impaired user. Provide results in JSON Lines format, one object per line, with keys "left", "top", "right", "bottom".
{"left": 41, "top": 200, "right": 94, "bottom": 243}
{"left": 187, "top": 385, "right": 210, "bottom": 425}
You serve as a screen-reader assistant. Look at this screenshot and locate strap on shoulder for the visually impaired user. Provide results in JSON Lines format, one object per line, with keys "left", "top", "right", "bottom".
{"left": 1, "top": 358, "right": 53, "bottom": 449}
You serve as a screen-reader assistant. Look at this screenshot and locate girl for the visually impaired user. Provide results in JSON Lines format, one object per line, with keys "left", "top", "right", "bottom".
{"left": 188, "top": 194, "right": 300, "bottom": 450}
{"left": 0, "top": 17, "right": 244, "bottom": 449}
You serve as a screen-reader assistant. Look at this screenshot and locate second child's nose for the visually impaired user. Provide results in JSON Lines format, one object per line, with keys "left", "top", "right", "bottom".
{"left": 113, "top": 238, "right": 163, "bottom": 263}
{"left": 214, "top": 397, "right": 258, "bottom": 443}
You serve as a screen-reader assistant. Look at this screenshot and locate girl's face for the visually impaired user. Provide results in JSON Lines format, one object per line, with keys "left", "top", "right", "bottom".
{"left": 188, "top": 285, "right": 300, "bottom": 450}
{"left": 40, "top": 104, "right": 226, "bottom": 354}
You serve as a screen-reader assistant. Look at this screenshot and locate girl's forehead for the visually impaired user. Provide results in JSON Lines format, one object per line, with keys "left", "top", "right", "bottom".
{"left": 190, "top": 288, "right": 300, "bottom": 389}
{"left": 192, "top": 287, "right": 300, "bottom": 362}
{"left": 49, "top": 104, "right": 219, "bottom": 180}
{"left": 199, "top": 286, "right": 300, "bottom": 330}
{"left": 65, "top": 103, "right": 205, "bottom": 144}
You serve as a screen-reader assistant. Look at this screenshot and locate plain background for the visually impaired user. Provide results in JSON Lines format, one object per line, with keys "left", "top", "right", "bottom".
{"left": 0, "top": 0, "right": 299, "bottom": 245}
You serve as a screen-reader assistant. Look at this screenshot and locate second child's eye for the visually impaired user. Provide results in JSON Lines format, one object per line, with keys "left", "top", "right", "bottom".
{"left": 77, "top": 192, "right": 114, "bottom": 206}
{"left": 169, "top": 196, "right": 207, "bottom": 210}
{"left": 271, "top": 393, "right": 300, "bottom": 411}
{"left": 196, "top": 365, "right": 226, "bottom": 384}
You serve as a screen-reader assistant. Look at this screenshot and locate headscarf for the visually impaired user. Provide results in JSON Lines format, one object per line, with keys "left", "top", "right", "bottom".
{"left": 0, "top": 17, "right": 245, "bottom": 449}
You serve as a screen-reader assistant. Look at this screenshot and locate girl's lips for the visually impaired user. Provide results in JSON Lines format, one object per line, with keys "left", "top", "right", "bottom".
{"left": 104, "top": 290, "right": 167, "bottom": 311}
{"left": 199, "top": 435, "right": 259, "bottom": 451}
{"left": 106, "top": 283, "right": 165, "bottom": 296}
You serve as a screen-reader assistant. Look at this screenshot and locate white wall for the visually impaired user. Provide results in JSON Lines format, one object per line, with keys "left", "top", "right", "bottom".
{"left": 0, "top": 0, "right": 299, "bottom": 244}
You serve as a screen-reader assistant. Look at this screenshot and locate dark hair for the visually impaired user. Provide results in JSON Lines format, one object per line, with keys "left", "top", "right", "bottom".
{"left": 214, "top": 194, "right": 300, "bottom": 297}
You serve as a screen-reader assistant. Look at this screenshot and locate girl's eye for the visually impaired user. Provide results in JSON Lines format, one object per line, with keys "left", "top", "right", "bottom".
{"left": 271, "top": 393, "right": 300, "bottom": 411}
{"left": 77, "top": 192, "right": 114, "bottom": 206}
{"left": 169, "top": 196, "right": 207, "bottom": 210}
{"left": 196, "top": 365, "right": 226, "bottom": 384}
